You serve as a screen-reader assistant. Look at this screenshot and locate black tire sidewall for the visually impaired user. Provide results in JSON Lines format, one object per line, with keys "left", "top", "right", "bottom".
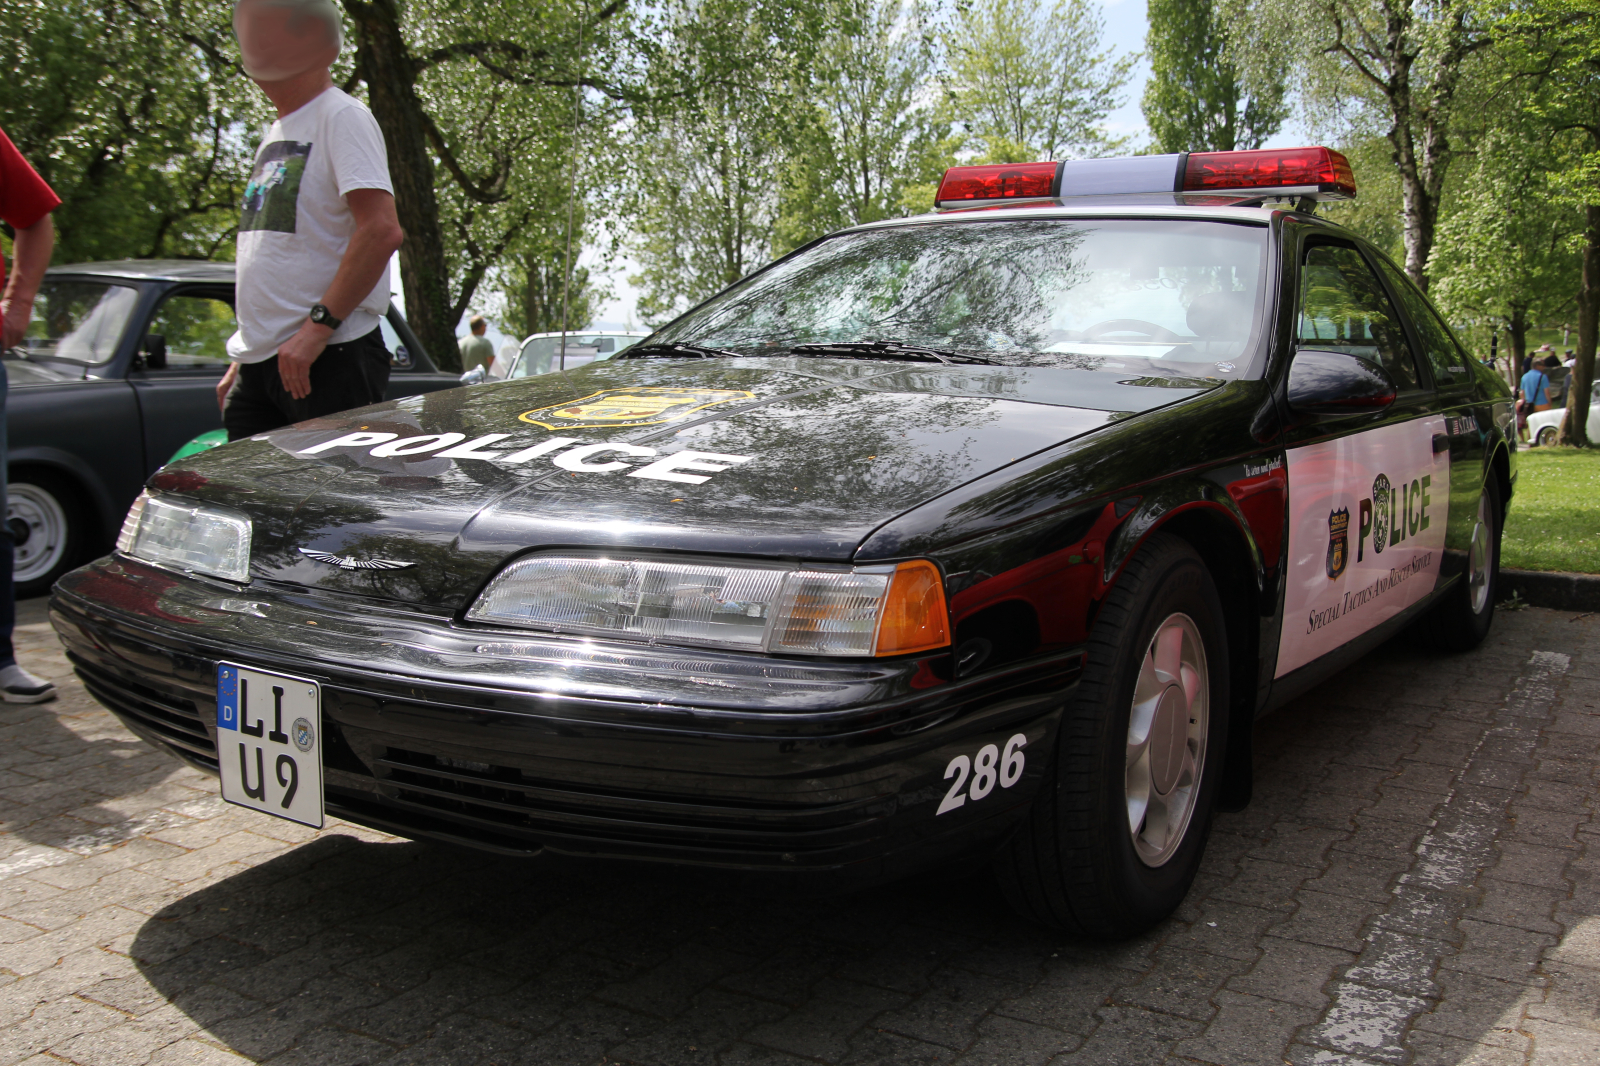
{"left": 1082, "top": 541, "right": 1230, "bottom": 930}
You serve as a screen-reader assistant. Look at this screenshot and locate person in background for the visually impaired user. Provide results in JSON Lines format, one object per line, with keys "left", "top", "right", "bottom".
{"left": 217, "top": 0, "right": 405, "bottom": 439}
{"left": 0, "top": 127, "right": 60, "bottom": 702}
{"left": 1518, "top": 356, "right": 1554, "bottom": 442}
{"left": 1564, "top": 349, "right": 1577, "bottom": 369}
{"left": 458, "top": 314, "right": 494, "bottom": 374}
{"left": 1543, "top": 353, "right": 1566, "bottom": 407}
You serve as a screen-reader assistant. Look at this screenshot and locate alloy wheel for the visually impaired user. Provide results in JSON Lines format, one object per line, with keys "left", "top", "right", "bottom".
{"left": 1125, "top": 612, "right": 1209, "bottom": 867}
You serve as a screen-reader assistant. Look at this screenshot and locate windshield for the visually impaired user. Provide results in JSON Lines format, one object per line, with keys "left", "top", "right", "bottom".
{"left": 16, "top": 280, "right": 139, "bottom": 365}
{"left": 650, "top": 219, "right": 1269, "bottom": 377}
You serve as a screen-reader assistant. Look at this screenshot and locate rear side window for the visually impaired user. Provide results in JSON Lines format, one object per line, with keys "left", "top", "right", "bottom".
{"left": 1298, "top": 244, "right": 1420, "bottom": 391}
{"left": 1374, "top": 257, "right": 1470, "bottom": 388}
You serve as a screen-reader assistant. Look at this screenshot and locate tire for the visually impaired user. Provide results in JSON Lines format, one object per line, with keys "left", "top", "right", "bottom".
{"left": 994, "top": 533, "right": 1229, "bottom": 939}
{"left": 1415, "top": 473, "right": 1501, "bottom": 652}
{"left": 1536, "top": 425, "right": 1558, "bottom": 448}
{"left": 9, "top": 472, "right": 86, "bottom": 598}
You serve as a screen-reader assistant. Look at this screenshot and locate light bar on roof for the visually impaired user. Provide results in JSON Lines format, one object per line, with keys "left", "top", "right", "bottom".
{"left": 1184, "top": 147, "right": 1357, "bottom": 200}
{"left": 935, "top": 161, "right": 1061, "bottom": 207}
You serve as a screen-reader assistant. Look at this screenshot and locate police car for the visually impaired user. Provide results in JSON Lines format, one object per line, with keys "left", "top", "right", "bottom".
{"left": 50, "top": 147, "right": 1515, "bottom": 939}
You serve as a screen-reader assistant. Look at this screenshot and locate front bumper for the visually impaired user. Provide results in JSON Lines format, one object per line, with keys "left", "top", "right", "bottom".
{"left": 51, "top": 557, "right": 1082, "bottom": 886}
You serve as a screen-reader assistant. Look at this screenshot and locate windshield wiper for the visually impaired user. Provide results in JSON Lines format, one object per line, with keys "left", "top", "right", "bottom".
{"left": 790, "top": 341, "right": 995, "bottom": 365}
{"left": 614, "top": 342, "right": 744, "bottom": 360}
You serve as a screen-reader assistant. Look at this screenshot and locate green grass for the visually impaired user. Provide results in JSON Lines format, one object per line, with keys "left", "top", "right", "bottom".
{"left": 1501, "top": 446, "right": 1600, "bottom": 573}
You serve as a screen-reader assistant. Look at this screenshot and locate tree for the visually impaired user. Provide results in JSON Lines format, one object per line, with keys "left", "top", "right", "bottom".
{"left": 341, "top": 0, "right": 629, "bottom": 369}
{"left": 774, "top": 0, "right": 947, "bottom": 250}
{"left": 1494, "top": 0, "right": 1600, "bottom": 446}
{"left": 944, "top": 0, "right": 1134, "bottom": 162}
{"left": 1223, "top": 0, "right": 1492, "bottom": 290}
{"left": 0, "top": 0, "right": 265, "bottom": 262}
{"left": 1429, "top": 128, "right": 1579, "bottom": 387}
{"left": 1142, "top": 0, "right": 1287, "bottom": 152}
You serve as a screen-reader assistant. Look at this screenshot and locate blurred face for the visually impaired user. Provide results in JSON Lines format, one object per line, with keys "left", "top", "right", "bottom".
{"left": 234, "top": 0, "right": 338, "bottom": 82}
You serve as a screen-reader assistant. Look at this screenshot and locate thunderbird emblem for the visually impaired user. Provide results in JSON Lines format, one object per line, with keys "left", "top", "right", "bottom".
{"left": 298, "top": 548, "right": 416, "bottom": 572}
{"left": 519, "top": 387, "right": 755, "bottom": 430}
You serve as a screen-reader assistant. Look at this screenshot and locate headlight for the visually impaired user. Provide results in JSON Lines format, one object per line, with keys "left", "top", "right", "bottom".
{"left": 117, "top": 491, "right": 252, "bottom": 583}
{"left": 466, "top": 555, "right": 949, "bottom": 657}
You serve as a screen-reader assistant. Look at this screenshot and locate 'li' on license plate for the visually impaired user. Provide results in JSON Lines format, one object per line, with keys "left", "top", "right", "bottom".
{"left": 216, "top": 663, "right": 324, "bottom": 828}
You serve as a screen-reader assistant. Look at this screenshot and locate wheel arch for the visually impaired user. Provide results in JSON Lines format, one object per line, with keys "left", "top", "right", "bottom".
{"left": 1487, "top": 441, "right": 1513, "bottom": 525}
{"left": 7, "top": 448, "right": 116, "bottom": 545}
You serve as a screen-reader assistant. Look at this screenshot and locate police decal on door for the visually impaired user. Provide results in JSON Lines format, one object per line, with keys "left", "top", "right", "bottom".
{"left": 216, "top": 663, "right": 324, "bottom": 827}
{"left": 1277, "top": 418, "right": 1449, "bottom": 677}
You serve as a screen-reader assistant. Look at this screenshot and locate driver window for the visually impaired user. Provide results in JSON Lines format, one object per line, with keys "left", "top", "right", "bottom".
{"left": 147, "top": 294, "right": 236, "bottom": 371}
{"left": 1298, "top": 244, "right": 1420, "bottom": 391}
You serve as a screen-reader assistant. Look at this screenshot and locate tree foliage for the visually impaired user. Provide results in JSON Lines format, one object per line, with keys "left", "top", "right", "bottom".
{"left": 1142, "top": 0, "right": 1286, "bottom": 152}
{"left": 944, "top": 0, "right": 1134, "bottom": 162}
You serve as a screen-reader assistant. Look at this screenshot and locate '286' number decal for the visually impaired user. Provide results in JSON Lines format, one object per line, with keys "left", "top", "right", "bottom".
{"left": 937, "top": 734, "right": 1028, "bottom": 815}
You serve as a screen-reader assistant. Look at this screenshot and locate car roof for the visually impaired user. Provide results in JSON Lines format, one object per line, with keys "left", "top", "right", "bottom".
{"left": 848, "top": 194, "right": 1347, "bottom": 234}
{"left": 46, "top": 260, "right": 236, "bottom": 283}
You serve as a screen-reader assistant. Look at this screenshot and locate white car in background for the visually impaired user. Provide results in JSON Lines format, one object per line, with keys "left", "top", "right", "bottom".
{"left": 1528, "top": 378, "right": 1600, "bottom": 446}
{"left": 464, "top": 330, "right": 649, "bottom": 383}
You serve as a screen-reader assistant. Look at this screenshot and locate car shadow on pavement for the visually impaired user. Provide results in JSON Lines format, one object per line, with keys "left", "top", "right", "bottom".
{"left": 100, "top": 609, "right": 1597, "bottom": 1064}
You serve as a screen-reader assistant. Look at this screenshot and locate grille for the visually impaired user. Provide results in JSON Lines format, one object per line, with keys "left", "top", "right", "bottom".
{"left": 70, "top": 654, "right": 217, "bottom": 767}
{"left": 373, "top": 747, "right": 894, "bottom": 855}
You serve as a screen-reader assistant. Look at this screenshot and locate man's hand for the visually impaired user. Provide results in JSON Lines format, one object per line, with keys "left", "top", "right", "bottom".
{"left": 1, "top": 295, "right": 33, "bottom": 350}
{"left": 277, "top": 319, "right": 334, "bottom": 400}
{"left": 217, "top": 362, "right": 240, "bottom": 414}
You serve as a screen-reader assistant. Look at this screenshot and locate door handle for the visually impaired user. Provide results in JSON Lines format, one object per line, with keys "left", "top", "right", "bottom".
{"left": 1432, "top": 433, "right": 1450, "bottom": 454}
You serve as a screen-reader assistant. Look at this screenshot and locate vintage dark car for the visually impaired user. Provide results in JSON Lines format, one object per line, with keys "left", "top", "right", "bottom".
{"left": 6, "top": 260, "right": 458, "bottom": 594}
{"left": 51, "top": 148, "right": 1515, "bottom": 938}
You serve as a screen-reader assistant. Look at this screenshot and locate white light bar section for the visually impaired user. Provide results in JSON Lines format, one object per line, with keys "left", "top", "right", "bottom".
{"left": 120, "top": 492, "right": 253, "bottom": 583}
{"left": 1057, "top": 154, "right": 1183, "bottom": 195}
{"left": 467, "top": 555, "right": 897, "bottom": 656}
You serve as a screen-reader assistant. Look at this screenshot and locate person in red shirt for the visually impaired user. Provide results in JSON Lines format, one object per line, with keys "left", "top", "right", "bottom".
{"left": 0, "top": 126, "right": 61, "bottom": 702}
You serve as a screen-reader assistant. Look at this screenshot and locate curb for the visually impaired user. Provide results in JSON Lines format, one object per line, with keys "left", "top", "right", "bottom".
{"left": 1500, "top": 568, "right": 1600, "bottom": 613}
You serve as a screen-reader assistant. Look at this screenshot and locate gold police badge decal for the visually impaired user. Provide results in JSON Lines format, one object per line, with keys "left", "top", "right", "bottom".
{"left": 518, "top": 387, "right": 755, "bottom": 430}
{"left": 1326, "top": 506, "right": 1349, "bottom": 580}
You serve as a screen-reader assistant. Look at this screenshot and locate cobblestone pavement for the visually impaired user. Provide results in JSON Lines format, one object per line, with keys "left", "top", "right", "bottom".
{"left": 4, "top": 598, "right": 1600, "bottom": 1066}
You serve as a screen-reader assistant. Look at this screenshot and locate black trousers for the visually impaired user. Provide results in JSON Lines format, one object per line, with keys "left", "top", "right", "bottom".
{"left": 223, "top": 329, "right": 392, "bottom": 441}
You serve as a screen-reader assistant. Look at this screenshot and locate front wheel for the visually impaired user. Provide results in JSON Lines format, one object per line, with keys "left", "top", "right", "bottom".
{"left": 9, "top": 473, "right": 86, "bottom": 598}
{"left": 1536, "top": 425, "right": 1558, "bottom": 448}
{"left": 994, "top": 533, "right": 1229, "bottom": 938}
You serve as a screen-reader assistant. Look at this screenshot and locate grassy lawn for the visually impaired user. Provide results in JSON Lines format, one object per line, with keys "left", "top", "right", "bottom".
{"left": 1502, "top": 446, "right": 1600, "bottom": 573}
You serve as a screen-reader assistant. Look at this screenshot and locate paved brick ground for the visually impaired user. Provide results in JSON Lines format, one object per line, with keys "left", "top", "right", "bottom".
{"left": 3, "top": 597, "right": 1599, "bottom": 1066}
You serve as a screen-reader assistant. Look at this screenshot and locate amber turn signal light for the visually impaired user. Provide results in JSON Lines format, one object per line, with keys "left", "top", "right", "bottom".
{"left": 875, "top": 559, "right": 951, "bottom": 656}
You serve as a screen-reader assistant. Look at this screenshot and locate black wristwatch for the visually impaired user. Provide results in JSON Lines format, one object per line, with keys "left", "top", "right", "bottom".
{"left": 309, "top": 303, "right": 342, "bottom": 330}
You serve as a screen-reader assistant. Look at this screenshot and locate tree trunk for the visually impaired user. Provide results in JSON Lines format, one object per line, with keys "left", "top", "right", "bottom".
{"left": 1508, "top": 304, "right": 1529, "bottom": 389}
{"left": 1559, "top": 202, "right": 1598, "bottom": 448}
{"left": 344, "top": 0, "right": 461, "bottom": 371}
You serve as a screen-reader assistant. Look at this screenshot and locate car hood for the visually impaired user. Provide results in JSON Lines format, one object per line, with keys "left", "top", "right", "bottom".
{"left": 162, "top": 358, "right": 1216, "bottom": 607}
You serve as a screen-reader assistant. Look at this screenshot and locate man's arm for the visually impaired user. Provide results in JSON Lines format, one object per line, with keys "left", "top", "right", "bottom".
{"left": 2, "top": 213, "right": 54, "bottom": 350}
{"left": 275, "top": 188, "right": 403, "bottom": 400}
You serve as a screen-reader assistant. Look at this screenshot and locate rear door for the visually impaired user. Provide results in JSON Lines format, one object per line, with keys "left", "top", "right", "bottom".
{"left": 129, "top": 287, "right": 234, "bottom": 469}
{"left": 1275, "top": 238, "right": 1450, "bottom": 679}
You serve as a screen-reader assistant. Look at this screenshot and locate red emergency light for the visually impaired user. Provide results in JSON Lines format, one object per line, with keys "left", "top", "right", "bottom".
{"left": 934, "top": 161, "right": 1060, "bottom": 206}
{"left": 1184, "top": 147, "right": 1356, "bottom": 200}
{"left": 933, "top": 146, "right": 1357, "bottom": 209}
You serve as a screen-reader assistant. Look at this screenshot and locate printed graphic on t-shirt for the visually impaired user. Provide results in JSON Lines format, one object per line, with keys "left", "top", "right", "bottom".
{"left": 241, "top": 141, "right": 313, "bottom": 234}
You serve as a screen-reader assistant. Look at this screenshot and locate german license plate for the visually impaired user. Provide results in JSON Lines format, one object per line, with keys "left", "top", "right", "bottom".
{"left": 216, "top": 663, "right": 324, "bottom": 828}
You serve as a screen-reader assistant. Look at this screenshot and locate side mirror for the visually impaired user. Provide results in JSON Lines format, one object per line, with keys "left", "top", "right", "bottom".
{"left": 1287, "top": 348, "right": 1396, "bottom": 415}
{"left": 143, "top": 334, "right": 167, "bottom": 370}
{"left": 459, "top": 365, "right": 487, "bottom": 385}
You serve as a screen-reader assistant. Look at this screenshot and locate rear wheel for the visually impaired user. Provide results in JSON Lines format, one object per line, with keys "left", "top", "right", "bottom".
{"left": 9, "top": 472, "right": 86, "bottom": 597}
{"left": 994, "top": 533, "right": 1229, "bottom": 938}
{"left": 1416, "top": 474, "right": 1501, "bottom": 652}
{"left": 1536, "top": 425, "right": 1558, "bottom": 447}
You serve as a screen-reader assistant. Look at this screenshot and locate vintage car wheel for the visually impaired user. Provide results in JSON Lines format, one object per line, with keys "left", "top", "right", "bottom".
{"left": 9, "top": 474, "right": 84, "bottom": 597}
{"left": 1536, "top": 425, "right": 1558, "bottom": 447}
{"left": 1416, "top": 475, "right": 1501, "bottom": 652}
{"left": 995, "top": 533, "right": 1228, "bottom": 938}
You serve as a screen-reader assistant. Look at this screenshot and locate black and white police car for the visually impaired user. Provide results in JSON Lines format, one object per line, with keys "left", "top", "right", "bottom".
{"left": 52, "top": 146, "right": 1514, "bottom": 938}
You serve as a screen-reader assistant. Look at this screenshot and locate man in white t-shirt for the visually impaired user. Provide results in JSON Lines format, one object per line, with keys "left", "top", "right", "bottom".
{"left": 218, "top": 0, "right": 405, "bottom": 439}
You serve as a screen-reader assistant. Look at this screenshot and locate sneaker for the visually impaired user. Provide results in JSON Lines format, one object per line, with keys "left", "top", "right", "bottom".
{"left": 0, "top": 664, "right": 56, "bottom": 704}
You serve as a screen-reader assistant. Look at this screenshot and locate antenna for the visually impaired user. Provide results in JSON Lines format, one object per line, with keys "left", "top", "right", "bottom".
{"left": 558, "top": 3, "right": 587, "bottom": 373}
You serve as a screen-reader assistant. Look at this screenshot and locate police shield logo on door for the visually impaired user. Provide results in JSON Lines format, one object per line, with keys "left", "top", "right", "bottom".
{"left": 1326, "top": 507, "right": 1349, "bottom": 580}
